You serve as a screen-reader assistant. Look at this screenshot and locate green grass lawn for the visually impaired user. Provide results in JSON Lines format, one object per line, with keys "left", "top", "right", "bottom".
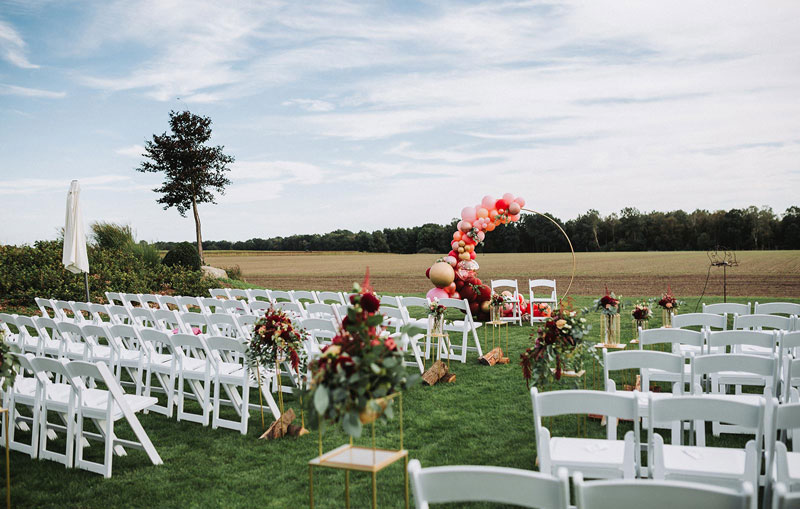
{"left": 6, "top": 294, "right": 796, "bottom": 508}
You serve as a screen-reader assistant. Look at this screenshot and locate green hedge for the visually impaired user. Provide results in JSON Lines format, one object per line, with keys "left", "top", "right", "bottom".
{"left": 0, "top": 240, "right": 217, "bottom": 306}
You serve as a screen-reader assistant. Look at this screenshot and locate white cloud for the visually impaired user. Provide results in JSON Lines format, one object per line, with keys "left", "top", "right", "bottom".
{"left": 0, "top": 175, "right": 131, "bottom": 195}
{"left": 282, "top": 98, "right": 335, "bottom": 112}
{"left": 0, "top": 19, "right": 38, "bottom": 68}
{"left": 115, "top": 145, "right": 145, "bottom": 157}
{"left": 0, "top": 83, "right": 64, "bottom": 98}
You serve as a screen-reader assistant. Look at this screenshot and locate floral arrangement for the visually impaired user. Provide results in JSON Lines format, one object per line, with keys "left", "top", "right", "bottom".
{"left": 0, "top": 330, "right": 20, "bottom": 391}
{"left": 533, "top": 303, "right": 552, "bottom": 317}
{"left": 245, "top": 307, "right": 308, "bottom": 375}
{"left": 657, "top": 287, "right": 682, "bottom": 310}
{"left": 489, "top": 293, "right": 506, "bottom": 307}
{"left": 520, "top": 305, "right": 594, "bottom": 388}
{"left": 306, "top": 282, "right": 420, "bottom": 437}
{"left": 595, "top": 286, "right": 622, "bottom": 316}
{"left": 428, "top": 299, "right": 447, "bottom": 318}
{"left": 631, "top": 301, "right": 652, "bottom": 321}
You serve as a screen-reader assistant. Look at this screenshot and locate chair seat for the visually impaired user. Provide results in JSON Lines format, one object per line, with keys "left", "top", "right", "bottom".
{"left": 13, "top": 378, "right": 38, "bottom": 398}
{"left": 82, "top": 389, "right": 158, "bottom": 419}
{"left": 217, "top": 361, "right": 243, "bottom": 376}
{"left": 787, "top": 452, "right": 800, "bottom": 481}
{"left": 549, "top": 437, "right": 627, "bottom": 467}
{"left": 661, "top": 445, "right": 747, "bottom": 478}
{"left": 42, "top": 383, "right": 73, "bottom": 407}
{"left": 181, "top": 357, "right": 209, "bottom": 373}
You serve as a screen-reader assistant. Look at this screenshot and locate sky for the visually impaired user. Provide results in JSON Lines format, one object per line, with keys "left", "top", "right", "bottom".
{"left": 1, "top": 0, "right": 799, "bottom": 245}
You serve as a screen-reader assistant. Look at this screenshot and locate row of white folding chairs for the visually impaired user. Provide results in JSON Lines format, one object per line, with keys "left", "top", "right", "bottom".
{"left": 2, "top": 353, "right": 162, "bottom": 478}
{"left": 209, "top": 287, "right": 352, "bottom": 306}
{"left": 409, "top": 460, "right": 761, "bottom": 509}
{"left": 531, "top": 388, "right": 800, "bottom": 509}
{"left": 702, "top": 301, "right": 800, "bottom": 319}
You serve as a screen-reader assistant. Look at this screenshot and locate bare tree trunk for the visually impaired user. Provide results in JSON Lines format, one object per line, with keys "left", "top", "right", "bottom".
{"left": 192, "top": 196, "right": 203, "bottom": 264}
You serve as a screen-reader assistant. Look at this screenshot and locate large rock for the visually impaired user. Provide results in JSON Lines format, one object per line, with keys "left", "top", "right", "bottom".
{"left": 202, "top": 265, "right": 228, "bottom": 279}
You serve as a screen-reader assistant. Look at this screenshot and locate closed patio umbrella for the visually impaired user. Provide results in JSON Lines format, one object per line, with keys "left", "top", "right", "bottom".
{"left": 63, "top": 180, "right": 90, "bottom": 301}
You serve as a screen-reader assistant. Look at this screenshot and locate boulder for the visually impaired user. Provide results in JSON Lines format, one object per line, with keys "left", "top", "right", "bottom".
{"left": 202, "top": 265, "right": 228, "bottom": 279}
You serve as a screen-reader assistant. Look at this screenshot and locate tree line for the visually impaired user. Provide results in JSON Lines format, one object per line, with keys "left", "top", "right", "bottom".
{"left": 152, "top": 206, "right": 800, "bottom": 254}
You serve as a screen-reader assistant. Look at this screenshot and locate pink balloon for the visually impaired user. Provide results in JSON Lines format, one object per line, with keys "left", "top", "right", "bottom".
{"left": 427, "top": 287, "right": 449, "bottom": 301}
{"left": 510, "top": 214, "right": 520, "bottom": 222}
{"left": 451, "top": 241, "right": 459, "bottom": 251}
{"left": 477, "top": 231, "right": 485, "bottom": 242}
{"left": 477, "top": 207, "right": 489, "bottom": 219}
{"left": 469, "top": 250, "right": 476, "bottom": 260}
{"left": 514, "top": 196, "right": 526, "bottom": 207}
{"left": 502, "top": 192, "right": 514, "bottom": 203}
{"left": 481, "top": 195, "right": 495, "bottom": 209}
{"left": 508, "top": 202, "right": 521, "bottom": 215}
{"left": 445, "top": 255, "right": 457, "bottom": 267}
{"left": 461, "top": 206, "right": 477, "bottom": 222}
{"left": 459, "top": 221, "right": 472, "bottom": 232}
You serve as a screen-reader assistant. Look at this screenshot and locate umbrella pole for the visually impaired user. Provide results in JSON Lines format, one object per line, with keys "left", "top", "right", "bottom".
{"left": 83, "top": 272, "right": 90, "bottom": 302}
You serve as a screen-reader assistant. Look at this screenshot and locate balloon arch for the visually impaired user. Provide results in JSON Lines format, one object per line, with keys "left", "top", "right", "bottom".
{"left": 425, "top": 192, "right": 575, "bottom": 321}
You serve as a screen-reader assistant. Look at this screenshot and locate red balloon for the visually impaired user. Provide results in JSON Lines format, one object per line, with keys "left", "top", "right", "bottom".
{"left": 469, "top": 251, "right": 476, "bottom": 260}
{"left": 446, "top": 282, "right": 456, "bottom": 294}
{"left": 469, "top": 302, "right": 479, "bottom": 314}
{"left": 495, "top": 199, "right": 508, "bottom": 211}
{"left": 426, "top": 267, "right": 431, "bottom": 279}
{"left": 472, "top": 278, "right": 482, "bottom": 286}
{"left": 448, "top": 250, "right": 457, "bottom": 258}
{"left": 455, "top": 279, "right": 464, "bottom": 290}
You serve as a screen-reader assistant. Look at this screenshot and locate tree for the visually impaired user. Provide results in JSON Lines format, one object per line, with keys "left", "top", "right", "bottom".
{"left": 137, "top": 110, "right": 234, "bottom": 263}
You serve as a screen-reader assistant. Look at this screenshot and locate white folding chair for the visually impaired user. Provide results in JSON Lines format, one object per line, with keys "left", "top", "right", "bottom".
{"left": 177, "top": 296, "right": 203, "bottom": 313}
{"left": 490, "top": 279, "right": 522, "bottom": 325}
{"left": 104, "top": 292, "right": 125, "bottom": 307}
{"left": 379, "top": 295, "right": 400, "bottom": 308}
{"left": 121, "top": 293, "right": 144, "bottom": 310}
{"left": 221, "top": 299, "right": 250, "bottom": 316}
{"left": 573, "top": 473, "right": 752, "bottom": 509}
{"left": 704, "top": 302, "right": 752, "bottom": 316}
{"left": 437, "top": 298, "right": 483, "bottom": 363}
{"left": 735, "top": 314, "right": 793, "bottom": 333}
{"left": 30, "top": 356, "right": 77, "bottom": 468}
{"left": 768, "top": 403, "right": 800, "bottom": 493}
{"left": 200, "top": 297, "right": 224, "bottom": 314}
{"left": 691, "top": 353, "right": 777, "bottom": 439}
{"left": 56, "top": 321, "right": 92, "bottom": 361}
{"left": 87, "top": 303, "right": 112, "bottom": 323}
{"left": 4, "top": 353, "right": 43, "bottom": 458}
{"left": 755, "top": 302, "right": 800, "bottom": 319}
{"left": 529, "top": 279, "right": 557, "bottom": 324}
{"left": 673, "top": 312, "right": 727, "bottom": 356}
{"left": 152, "top": 309, "right": 185, "bottom": 334}
{"left": 139, "top": 328, "right": 177, "bottom": 417}
{"left": 291, "top": 290, "right": 318, "bottom": 305}
{"left": 246, "top": 289, "right": 271, "bottom": 302}
{"left": 129, "top": 307, "right": 157, "bottom": 329}
{"left": 207, "top": 313, "right": 245, "bottom": 339}
{"left": 706, "top": 330, "right": 778, "bottom": 394}
{"left": 274, "top": 301, "right": 306, "bottom": 321}
{"left": 300, "top": 317, "right": 338, "bottom": 356}
{"left": 0, "top": 313, "right": 18, "bottom": 345}
{"left": 781, "top": 332, "right": 800, "bottom": 402}
{"left": 269, "top": 290, "right": 294, "bottom": 304}
{"left": 180, "top": 312, "right": 210, "bottom": 336}
{"left": 139, "top": 294, "right": 162, "bottom": 310}
{"left": 107, "top": 324, "right": 147, "bottom": 395}
{"left": 408, "top": 459, "right": 569, "bottom": 509}
{"left": 157, "top": 295, "right": 180, "bottom": 311}
{"left": 248, "top": 300, "right": 272, "bottom": 315}
{"left": 35, "top": 297, "right": 62, "bottom": 320}
{"left": 170, "top": 333, "right": 213, "bottom": 426}
{"left": 305, "top": 302, "right": 339, "bottom": 322}
{"left": 381, "top": 307, "right": 424, "bottom": 374}
{"left": 772, "top": 482, "right": 800, "bottom": 509}
{"left": 227, "top": 289, "right": 250, "bottom": 301}
{"left": 649, "top": 395, "right": 764, "bottom": 503}
{"left": 33, "top": 316, "right": 69, "bottom": 358}
{"left": 52, "top": 300, "right": 78, "bottom": 322}
{"left": 400, "top": 296, "right": 430, "bottom": 330}
{"left": 531, "top": 388, "right": 639, "bottom": 479}
{"left": 638, "top": 328, "right": 703, "bottom": 387}
{"left": 70, "top": 302, "right": 97, "bottom": 324}
{"left": 11, "top": 316, "right": 45, "bottom": 355}
{"left": 107, "top": 305, "right": 133, "bottom": 325}
{"left": 67, "top": 360, "right": 162, "bottom": 477}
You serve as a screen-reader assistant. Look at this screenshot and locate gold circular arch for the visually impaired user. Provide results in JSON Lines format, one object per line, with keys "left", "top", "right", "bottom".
{"left": 521, "top": 208, "right": 576, "bottom": 305}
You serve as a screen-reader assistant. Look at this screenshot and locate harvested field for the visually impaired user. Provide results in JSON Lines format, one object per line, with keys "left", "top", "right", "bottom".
{"left": 205, "top": 250, "right": 800, "bottom": 297}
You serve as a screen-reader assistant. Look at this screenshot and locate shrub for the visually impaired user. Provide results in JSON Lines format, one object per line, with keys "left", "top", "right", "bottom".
{"left": 130, "top": 241, "right": 162, "bottom": 267}
{"left": 91, "top": 222, "right": 134, "bottom": 250}
{"left": 223, "top": 265, "right": 244, "bottom": 281}
{"left": 162, "top": 242, "right": 201, "bottom": 271}
{"left": 0, "top": 240, "right": 216, "bottom": 306}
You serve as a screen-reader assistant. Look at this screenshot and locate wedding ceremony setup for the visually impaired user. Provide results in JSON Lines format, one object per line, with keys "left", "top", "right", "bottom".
{"left": 2, "top": 1, "right": 800, "bottom": 507}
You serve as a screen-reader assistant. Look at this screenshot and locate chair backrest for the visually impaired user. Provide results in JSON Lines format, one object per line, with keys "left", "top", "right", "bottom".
{"left": 707, "top": 330, "right": 776, "bottom": 351}
{"left": 438, "top": 298, "right": 467, "bottom": 312}
{"left": 54, "top": 300, "right": 77, "bottom": 320}
{"left": 177, "top": 296, "right": 202, "bottom": 313}
{"left": 200, "top": 297, "right": 223, "bottom": 314}
{"left": 274, "top": 301, "right": 305, "bottom": 319}
{"left": 107, "top": 305, "right": 133, "bottom": 325}
{"left": 491, "top": 279, "right": 519, "bottom": 295}
{"left": 702, "top": 302, "right": 751, "bottom": 316}
{"left": 0, "top": 313, "right": 16, "bottom": 336}
{"left": 774, "top": 402, "right": 800, "bottom": 433}
{"left": 638, "top": 327, "right": 704, "bottom": 349}
{"left": 246, "top": 289, "right": 271, "bottom": 302}
{"left": 234, "top": 315, "right": 257, "bottom": 339}
{"left": 152, "top": 309, "right": 184, "bottom": 333}
{"left": 81, "top": 324, "right": 114, "bottom": 351}
{"left": 248, "top": 300, "right": 272, "bottom": 315}
{"left": 205, "top": 335, "right": 247, "bottom": 366}
{"left": 381, "top": 307, "right": 406, "bottom": 328}
{"left": 170, "top": 333, "right": 208, "bottom": 360}
{"left": 573, "top": 474, "right": 751, "bottom": 509}
{"left": 315, "top": 291, "right": 346, "bottom": 305}
{"left": 692, "top": 354, "right": 777, "bottom": 388}
{"left": 269, "top": 290, "right": 294, "bottom": 303}
{"left": 33, "top": 316, "right": 61, "bottom": 341}
{"left": 30, "top": 355, "right": 74, "bottom": 386}
{"left": 70, "top": 301, "right": 95, "bottom": 323}
{"left": 529, "top": 279, "right": 557, "bottom": 302}
{"left": 207, "top": 313, "right": 243, "bottom": 338}
{"left": 300, "top": 318, "right": 338, "bottom": 334}
{"left": 650, "top": 395, "right": 764, "bottom": 434}
{"left": 139, "top": 294, "right": 162, "bottom": 309}
{"left": 138, "top": 328, "right": 174, "bottom": 352}
{"left": 672, "top": 312, "right": 727, "bottom": 331}
{"left": 782, "top": 330, "right": 800, "bottom": 351}
{"left": 603, "top": 350, "right": 685, "bottom": 392}
{"left": 531, "top": 388, "right": 637, "bottom": 421}
{"left": 108, "top": 324, "right": 141, "bottom": 350}
{"left": 291, "top": 290, "right": 317, "bottom": 304}
{"left": 227, "top": 289, "right": 250, "bottom": 301}
{"left": 734, "top": 314, "right": 792, "bottom": 331}
{"left": 754, "top": 302, "right": 800, "bottom": 317}
{"left": 87, "top": 303, "right": 111, "bottom": 323}
{"left": 305, "top": 303, "right": 337, "bottom": 319}
{"left": 180, "top": 312, "right": 209, "bottom": 334}
{"left": 35, "top": 297, "right": 61, "bottom": 320}
{"left": 129, "top": 307, "right": 156, "bottom": 328}
{"left": 157, "top": 295, "right": 180, "bottom": 311}
{"left": 379, "top": 295, "right": 400, "bottom": 308}
{"left": 408, "top": 459, "right": 569, "bottom": 509}
{"left": 15, "top": 315, "right": 39, "bottom": 338}
{"left": 122, "top": 293, "right": 144, "bottom": 309}
{"left": 209, "top": 289, "right": 229, "bottom": 299}
{"left": 105, "top": 292, "right": 124, "bottom": 306}
{"left": 56, "top": 320, "right": 88, "bottom": 348}
{"left": 222, "top": 299, "right": 250, "bottom": 315}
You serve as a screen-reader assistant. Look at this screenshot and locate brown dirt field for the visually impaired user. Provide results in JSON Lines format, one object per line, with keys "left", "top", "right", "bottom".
{"left": 204, "top": 251, "right": 800, "bottom": 297}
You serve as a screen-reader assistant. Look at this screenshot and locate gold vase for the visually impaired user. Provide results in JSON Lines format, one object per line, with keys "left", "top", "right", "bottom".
{"left": 359, "top": 397, "right": 389, "bottom": 425}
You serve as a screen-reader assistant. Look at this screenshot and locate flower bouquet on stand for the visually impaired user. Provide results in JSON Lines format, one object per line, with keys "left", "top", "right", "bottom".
{"left": 595, "top": 287, "right": 622, "bottom": 345}
{"left": 428, "top": 299, "right": 447, "bottom": 336}
{"left": 305, "top": 282, "right": 420, "bottom": 439}
{"left": 245, "top": 307, "right": 309, "bottom": 439}
{"left": 489, "top": 293, "right": 505, "bottom": 323}
{"left": 631, "top": 301, "right": 652, "bottom": 341}
{"left": 0, "top": 330, "right": 20, "bottom": 391}
{"left": 520, "top": 305, "right": 594, "bottom": 390}
{"left": 657, "top": 286, "right": 683, "bottom": 327}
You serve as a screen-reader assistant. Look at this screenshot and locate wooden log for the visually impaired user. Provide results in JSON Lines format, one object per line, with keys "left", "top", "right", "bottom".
{"left": 260, "top": 408, "right": 296, "bottom": 440}
{"left": 479, "top": 347, "right": 503, "bottom": 366}
{"left": 441, "top": 373, "right": 456, "bottom": 383}
{"left": 422, "top": 360, "right": 449, "bottom": 386}
{"left": 498, "top": 357, "right": 510, "bottom": 364}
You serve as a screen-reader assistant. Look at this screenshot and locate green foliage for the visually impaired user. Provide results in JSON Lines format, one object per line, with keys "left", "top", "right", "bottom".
{"left": 91, "top": 221, "right": 134, "bottom": 249}
{"left": 223, "top": 265, "right": 243, "bottom": 281}
{"left": 0, "top": 240, "right": 216, "bottom": 306}
{"left": 129, "top": 241, "right": 162, "bottom": 267}
{"left": 162, "top": 242, "right": 201, "bottom": 271}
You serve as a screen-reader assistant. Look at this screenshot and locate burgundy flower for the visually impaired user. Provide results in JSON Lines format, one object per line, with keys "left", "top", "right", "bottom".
{"left": 360, "top": 292, "right": 380, "bottom": 313}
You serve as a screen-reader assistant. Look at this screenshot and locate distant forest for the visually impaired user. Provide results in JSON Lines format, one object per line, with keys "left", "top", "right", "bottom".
{"left": 154, "top": 206, "right": 800, "bottom": 254}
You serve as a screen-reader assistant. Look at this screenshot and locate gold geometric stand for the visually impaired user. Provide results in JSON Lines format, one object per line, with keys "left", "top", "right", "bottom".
{"left": 1, "top": 408, "right": 9, "bottom": 509}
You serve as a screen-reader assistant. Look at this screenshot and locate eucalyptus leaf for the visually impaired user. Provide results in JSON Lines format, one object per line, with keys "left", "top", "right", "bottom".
{"left": 342, "top": 411, "right": 363, "bottom": 438}
{"left": 313, "top": 385, "right": 329, "bottom": 414}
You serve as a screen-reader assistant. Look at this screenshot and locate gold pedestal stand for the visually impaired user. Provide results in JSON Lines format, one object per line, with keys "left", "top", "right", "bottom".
{"left": 308, "top": 393, "right": 407, "bottom": 509}
{"left": 662, "top": 309, "right": 674, "bottom": 328}
{"left": 483, "top": 320, "right": 509, "bottom": 356}
{"left": 426, "top": 332, "right": 453, "bottom": 371}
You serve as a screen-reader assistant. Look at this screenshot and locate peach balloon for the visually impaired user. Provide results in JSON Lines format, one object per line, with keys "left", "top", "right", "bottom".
{"left": 481, "top": 195, "right": 495, "bottom": 209}
{"left": 453, "top": 231, "right": 462, "bottom": 241}
{"left": 477, "top": 207, "right": 488, "bottom": 219}
{"left": 451, "top": 241, "right": 459, "bottom": 251}
{"left": 514, "top": 196, "right": 526, "bottom": 207}
{"left": 508, "top": 202, "right": 521, "bottom": 215}
{"left": 460, "top": 221, "right": 472, "bottom": 232}
{"left": 510, "top": 214, "right": 520, "bottom": 222}
{"left": 489, "top": 209, "right": 498, "bottom": 219}
{"left": 461, "top": 206, "right": 477, "bottom": 223}
{"left": 502, "top": 192, "right": 514, "bottom": 203}
{"left": 486, "top": 223, "right": 496, "bottom": 232}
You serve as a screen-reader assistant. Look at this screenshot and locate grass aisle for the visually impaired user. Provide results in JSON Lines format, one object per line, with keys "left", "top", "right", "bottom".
{"left": 7, "top": 295, "right": 793, "bottom": 508}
